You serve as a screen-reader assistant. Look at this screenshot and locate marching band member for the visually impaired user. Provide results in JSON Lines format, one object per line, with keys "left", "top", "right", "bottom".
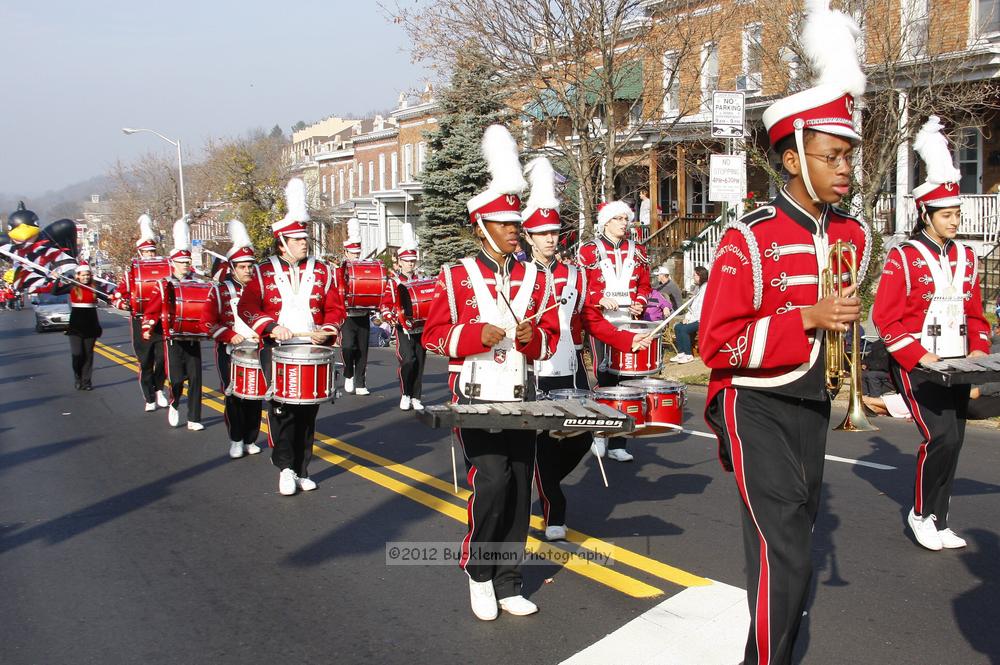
{"left": 698, "top": 2, "right": 870, "bottom": 661}
{"left": 201, "top": 220, "right": 264, "bottom": 459}
{"left": 579, "top": 200, "right": 651, "bottom": 462}
{"left": 143, "top": 217, "right": 204, "bottom": 431}
{"left": 380, "top": 222, "right": 428, "bottom": 410}
{"left": 238, "top": 178, "right": 346, "bottom": 496}
{"left": 521, "top": 157, "right": 651, "bottom": 541}
{"left": 54, "top": 262, "right": 113, "bottom": 390}
{"left": 116, "top": 214, "right": 168, "bottom": 412}
{"left": 422, "top": 125, "right": 559, "bottom": 621}
{"left": 871, "top": 116, "right": 990, "bottom": 551}
{"left": 339, "top": 218, "right": 372, "bottom": 396}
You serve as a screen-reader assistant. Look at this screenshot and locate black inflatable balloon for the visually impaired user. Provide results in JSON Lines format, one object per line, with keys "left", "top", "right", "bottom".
{"left": 8, "top": 201, "right": 39, "bottom": 230}
{"left": 41, "top": 218, "right": 78, "bottom": 257}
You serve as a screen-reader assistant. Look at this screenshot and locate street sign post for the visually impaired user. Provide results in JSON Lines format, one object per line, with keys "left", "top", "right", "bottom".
{"left": 712, "top": 91, "right": 746, "bottom": 138}
{"left": 191, "top": 238, "right": 204, "bottom": 270}
{"left": 709, "top": 154, "right": 746, "bottom": 204}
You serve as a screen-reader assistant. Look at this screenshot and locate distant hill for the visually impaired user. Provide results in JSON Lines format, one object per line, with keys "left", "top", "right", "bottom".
{"left": 0, "top": 173, "right": 117, "bottom": 224}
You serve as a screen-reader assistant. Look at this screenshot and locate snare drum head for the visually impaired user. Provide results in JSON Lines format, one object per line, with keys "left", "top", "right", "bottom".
{"left": 594, "top": 386, "right": 645, "bottom": 400}
{"left": 273, "top": 344, "right": 335, "bottom": 362}
{"left": 621, "top": 378, "right": 683, "bottom": 393}
{"left": 621, "top": 320, "right": 663, "bottom": 335}
{"left": 547, "top": 388, "right": 592, "bottom": 400}
{"left": 232, "top": 346, "right": 261, "bottom": 363}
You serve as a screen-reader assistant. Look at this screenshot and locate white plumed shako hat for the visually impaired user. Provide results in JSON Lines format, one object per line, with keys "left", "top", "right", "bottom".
{"left": 226, "top": 219, "right": 255, "bottom": 262}
{"left": 912, "top": 116, "right": 963, "bottom": 211}
{"left": 272, "top": 178, "right": 310, "bottom": 239}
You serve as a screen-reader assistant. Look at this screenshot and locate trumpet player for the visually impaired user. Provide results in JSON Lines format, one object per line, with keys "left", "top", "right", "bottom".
{"left": 871, "top": 117, "right": 991, "bottom": 551}
{"left": 697, "top": 2, "right": 871, "bottom": 661}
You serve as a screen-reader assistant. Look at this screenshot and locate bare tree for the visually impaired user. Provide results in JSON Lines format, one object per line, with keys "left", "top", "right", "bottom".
{"left": 389, "top": 0, "right": 736, "bottom": 230}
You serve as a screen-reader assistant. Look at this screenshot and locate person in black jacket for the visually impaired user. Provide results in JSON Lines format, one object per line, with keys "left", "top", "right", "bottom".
{"left": 54, "top": 263, "right": 113, "bottom": 390}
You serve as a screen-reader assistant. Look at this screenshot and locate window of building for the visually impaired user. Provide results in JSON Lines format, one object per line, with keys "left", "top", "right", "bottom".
{"left": 741, "top": 24, "right": 763, "bottom": 92}
{"left": 662, "top": 51, "right": 680, "bottom": 116}
{"left": 349, "top": 168, "right": 355, "bottom": 199}
{"left": 321, "top": 174, "right": 327, "bottom": 194}
{"left": 339, "top": 169, "right": 345, "bottom": 203}
{"left": 956, "top": 128, "right": 982, "bottom": 194}
{"left": 404, "top": 144, "right": 414, "bottom": 181}
{"left": 368, "top": 161, "right": 375, "bottom": 192}
{"left": 700, "top": 42, "right": 719, "bottom": 111}
{"left": 976, "top": 0, "right": 1000, "bottom": 36}
{"left": 417, "top": 142, "right": 427, "bottom": 175}
{"left": 391, "top": 152, "right": 399, "bottom": 188}
{"left": 901, "top": 0, "right": 929, "bottom": 57}
{"left": 359, "top": 162, "right": 364, "bottom": 194}
{"left": 379, "top": 153, "right": 386, "bottom": 191}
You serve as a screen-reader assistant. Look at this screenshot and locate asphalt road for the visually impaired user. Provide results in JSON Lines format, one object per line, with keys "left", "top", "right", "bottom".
{"left": 0, "top": 307, "right": 997, "bottom": 665}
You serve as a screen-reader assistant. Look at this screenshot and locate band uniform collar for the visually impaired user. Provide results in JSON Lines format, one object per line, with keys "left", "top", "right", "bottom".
{"left": 476, "top": 249, "right": 515, "bottom": 277}
{"left": 776, "top": 187, "right": 830, "bottom": 235}
{"left": 600, "top": 233, "right": 624, "bottom": 249}
{"left": 917, "top": 229, "right": 952, "bottom": 255}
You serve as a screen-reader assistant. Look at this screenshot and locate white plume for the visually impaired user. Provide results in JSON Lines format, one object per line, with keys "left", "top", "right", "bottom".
{"left": 228, "top": 219, "right": 253, "bottom": 249}
{"left": 913, "top": 116, "right": 962, "bottom": 184}
{"left": 524, "top": 157, "right": 559, "bottom": 211}
{"left": 137, "top": 214, "right": 156, "bottom": 242}
{"left": 346, "top": 217, "right": 361, "bottom": 243}
{"left": 284, "top": 177, "right": 309, "bottom": 222}
{"left": 400, "top": 222, "right": 418, "bottom": 250}
{"left": 172, "top": 216, "right": 191, "bottom": 252}
{"left": 801, "top": 0, "right": 866, "bottom": 96}
{"left": 481, "top": 124, "right": 526, "bottom": 195}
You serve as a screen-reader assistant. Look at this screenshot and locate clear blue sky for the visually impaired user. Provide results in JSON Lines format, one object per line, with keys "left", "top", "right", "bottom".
{"left": 0, "top": 1, "right": 427, "bottom": 197}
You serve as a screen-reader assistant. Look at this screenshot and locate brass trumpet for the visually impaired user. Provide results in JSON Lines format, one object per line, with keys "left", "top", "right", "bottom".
{"left": 822, "top": 241, "right": 878, "bottom": 432}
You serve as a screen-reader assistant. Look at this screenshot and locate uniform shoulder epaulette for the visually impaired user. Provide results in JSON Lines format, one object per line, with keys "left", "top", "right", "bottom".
{"left": 719, "top": 220, "right": 764, "bottom": 311}
{"left": 738, "top": 205, "right": 777, "bottom": 227}
{"left": 830, "top": 205, "right": 862, "bottom": 222}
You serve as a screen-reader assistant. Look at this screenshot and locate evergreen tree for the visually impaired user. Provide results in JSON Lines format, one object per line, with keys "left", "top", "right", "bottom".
{"left": 419, "top": 54, "right": 509, "bottom": 271}
{"left": 269, "top": 124, "right": 284, "bottom": 140}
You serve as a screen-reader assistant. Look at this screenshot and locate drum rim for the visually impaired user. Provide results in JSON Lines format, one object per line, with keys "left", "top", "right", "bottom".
{"left": 594, "top": 386, "right": 646, "bottom": 398}
{"left": 273, "top": 345, "right": 336, "bottom": 360}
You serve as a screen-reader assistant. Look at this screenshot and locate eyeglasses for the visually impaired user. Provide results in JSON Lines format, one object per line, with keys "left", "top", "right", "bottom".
{"left": 804, "top": 152, "right": 854, "bottom": 169}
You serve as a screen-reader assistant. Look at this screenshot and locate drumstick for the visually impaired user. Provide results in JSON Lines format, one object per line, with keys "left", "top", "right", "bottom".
{"left": 528, "top": 297, "right": 568, "bottom": 323}
{"left": 644, "top": 296, "right": 694, "bottom": 338}
{"left": 497, "top": 290, "right": 522, "bottom": 325}
{"left": 594, "top": 449, "right": 609, "bottom": 488}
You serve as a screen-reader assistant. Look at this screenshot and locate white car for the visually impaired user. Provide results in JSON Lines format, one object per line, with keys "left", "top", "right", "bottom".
{"left": 33, "top": 292, "right": 71, "bottom": 332}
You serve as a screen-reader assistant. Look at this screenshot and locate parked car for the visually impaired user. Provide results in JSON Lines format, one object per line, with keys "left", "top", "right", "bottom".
{"left": 32, "top": 292, "right": 70, "bottom": 332}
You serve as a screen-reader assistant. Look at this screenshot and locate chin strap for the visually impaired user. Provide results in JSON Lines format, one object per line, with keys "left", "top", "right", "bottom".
{"left": 475, "top": 216, "right": 504, "bottom": 255}
{"left": 794, "top": 120, "right": 820, "bottom": 204}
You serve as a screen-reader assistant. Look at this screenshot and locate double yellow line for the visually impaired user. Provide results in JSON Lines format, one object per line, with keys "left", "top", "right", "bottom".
{"left": 94, "top": 340, "right": 710, "bottom": 598}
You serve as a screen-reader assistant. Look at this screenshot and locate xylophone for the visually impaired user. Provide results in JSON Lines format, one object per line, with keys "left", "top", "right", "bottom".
{"left": 913, "top": 353, "right": 1000, "bottom": 387}
{"left": 416, "top": 399, "right": 637, "bottom": 434}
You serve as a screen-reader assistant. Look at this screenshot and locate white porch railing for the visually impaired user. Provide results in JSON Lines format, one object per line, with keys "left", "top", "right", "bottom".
{"left": 682, "top": 214, "right": 725, "bottom": 291}
{"left": 874, "top": 193, "right": 1000, "bottom": 244}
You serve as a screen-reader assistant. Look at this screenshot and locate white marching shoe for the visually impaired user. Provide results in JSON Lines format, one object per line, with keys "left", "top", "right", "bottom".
{"left": 591, "top": 436, "right": 607, "bottom": 458}
{"left": 469, "top": 579, "right": 498, "bottom": 621}
{"left": 545, "top": 525, "right": 567, "bottom": 541}
{"left": 246, "top": 443, "right": 262, "bottom": 455}
{"left": 187, "top": 422, "right": 204, "bottom": 431}
{"left": 144, "top": 401, "right": 156, "bottom": 412}
{"left": 938, "top": 528, "right": 967, "bottom": 549}
{"left": 344, "top": 377, "right": 354, "bottom": 394}
{"left": 229, "top": 441, "right": 244, "bottom": 459}
{"left": 908, "top": 509, "right": 942, "bottom": 551}
{"left": 278, "top": 469, "right": 298, "bottom": 496}
{"left": 355, "top": 386, "right": 370, "bottom": 396}
{"left": 168, "top": 406, "right": 180, "bottom": 427}
{"left": 498, "top": 595, "right": 538, "bottom": 616}
{"left": 297, "top": 476, "right": 317, "bottom": 491}
{"left": 411, "top": 399, "right": 424, "bottom": 410}
{"left": 156, "top": 390, "right": 169, "bottom": 407}
{"left": 607, "top": 448, "right": 634, "bottom": 462}
{"left": 400, "top": 395, "right": 412, "bottom": 411}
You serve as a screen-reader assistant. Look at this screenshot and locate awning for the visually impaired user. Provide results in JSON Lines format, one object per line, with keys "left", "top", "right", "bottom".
{"left": 524, "top": 88, "right": 569, "bottom": 120}
{"left": 583, "top": 61, "right": 643, "bottom": 103}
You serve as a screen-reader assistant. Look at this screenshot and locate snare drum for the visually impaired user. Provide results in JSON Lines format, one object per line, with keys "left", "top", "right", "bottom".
{"left": 129, "top": 258, "right": 170, "bottom": 312}
{"left": 545, "top": 388, "right": 594, "bottom": 438}
{"left": 229, "top": 345, "right": 267, "bottom": 400}
{"left": 272, "top": 345, "right": 335, "bottom": 404}
{"left": 608, "top": 320, "right": 663, "bottom": 376}
{"left": 398, "top": 278, "right": 437, "bottom": 329}
{"left": 621, "top": 378, "right": 685, "bottom": 430}
{"left": 161, "top": 280, "right": 212, "bottom": 339}
{"left": 344, "top": 261, "right": 388, "bottom": 310}
{"left": 594, "top": 386, "right": 646, "bottom": 429}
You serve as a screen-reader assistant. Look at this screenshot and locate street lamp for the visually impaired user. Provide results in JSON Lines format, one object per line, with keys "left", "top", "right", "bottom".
{"left": 122, "top": 127, "right": 187, "bottom": 217}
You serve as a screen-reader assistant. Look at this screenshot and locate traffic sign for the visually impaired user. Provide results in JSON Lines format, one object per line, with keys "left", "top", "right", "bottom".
{"left": 709, "top": 154, "right": 745, "bottom": 203}
{"left": 712, "top": 91, "right": 745, "bottom": 138}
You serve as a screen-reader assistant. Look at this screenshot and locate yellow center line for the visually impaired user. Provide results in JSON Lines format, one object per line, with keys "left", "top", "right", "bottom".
{"left": 95, "top": 340, "right": 709, "bottom": 594}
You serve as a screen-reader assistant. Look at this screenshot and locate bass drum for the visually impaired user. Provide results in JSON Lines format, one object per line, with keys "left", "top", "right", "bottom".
{"left": 398, "top": 278, "right": 437, "bottom": 331}
{"left": 129, "top": 258, "right": 170, "bottom": 312}
{"left": 344, "top": 261, "right": 387, "bottom": 311}
{"left": 161, "top": 280, "right": 212, "bottom": 340}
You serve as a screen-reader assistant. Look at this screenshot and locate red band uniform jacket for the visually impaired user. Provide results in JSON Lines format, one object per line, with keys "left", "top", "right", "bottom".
{"left": 871, "top": 231, "right": 990, "bottom": 371}
{"left": 380, "top": 270, "right": 426, "bottom": 330}
{"left": 201, "top": 277, "right": 253, "bottom": 345}
{"left": 578, "top": 235, "right": 652, "bottom": 311}
{"left": 421, "top": 252, "right": 561, "bottom": 395}
{"left": 699, "top": 189, "right": 871, "bottom": 467}
{"left": 542, "top": 258, "right": 639, "bottom": 353}
{"left": 237, "top": 257, "right": 346, "bottom": 344}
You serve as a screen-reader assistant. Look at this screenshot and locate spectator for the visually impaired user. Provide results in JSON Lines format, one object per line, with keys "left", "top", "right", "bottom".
{"left": 641, "top": 288, "right": 671, "bottom": 322}
{"left": 653, "top": 265, "right": 683, "bottom": 310}
{"left": 861, "top": 337, "right": 894, "bottom": 397}
{"left": 638, "top": 189, "right": 651, "bottom": 226}
{"left": 369, "top": 317, "right": 391, "bottom": 347}
{"left": 670, "top": 265, "right": 708, "bottom": 364}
